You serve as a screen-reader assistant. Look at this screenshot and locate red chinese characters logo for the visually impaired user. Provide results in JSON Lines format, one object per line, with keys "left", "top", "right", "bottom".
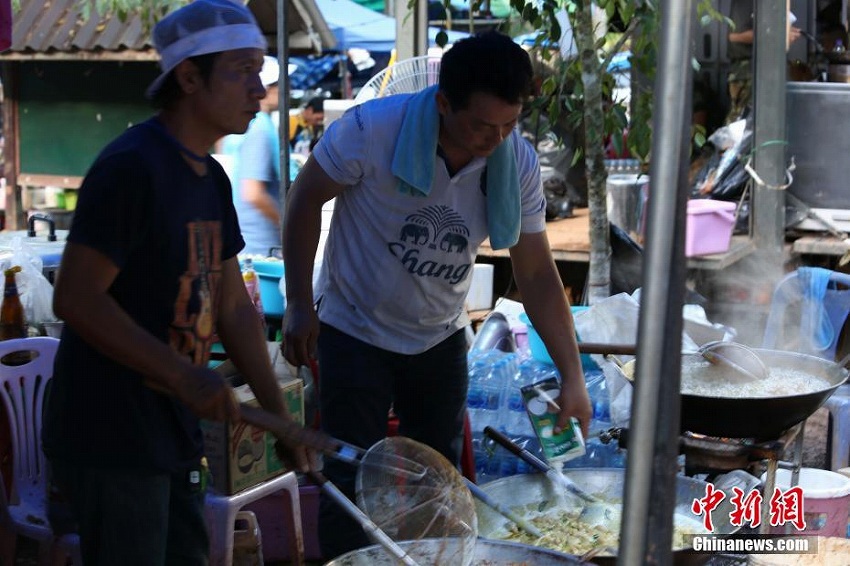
{"left": 691, "top": 484, "right": 726, "bottom": 532}
{"left": 691, "top": 484, "right": 805, "bottom": 532}
{"left": 768, "top": 486, "right": 806, "bottom": 531}
{"left": 729, "top": 486, "right": 763, "bottom": 528}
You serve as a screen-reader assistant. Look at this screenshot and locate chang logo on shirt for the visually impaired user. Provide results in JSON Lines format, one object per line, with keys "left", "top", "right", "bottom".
{"left": 387, "top": 204, "right": 472, "bottom": 285}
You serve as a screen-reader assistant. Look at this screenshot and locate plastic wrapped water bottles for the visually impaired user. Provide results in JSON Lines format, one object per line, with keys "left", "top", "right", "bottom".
{"left": 562, "top": 436, "right": 627, "bottom": 469}
{"left": 468, "top": 351, "right": 518, "bottom": 482}
{"left": 468, "top": 351, "right": 503, "bottom": 431}
{"left": 495, "top": 358, "right": 554, "bottom": 477}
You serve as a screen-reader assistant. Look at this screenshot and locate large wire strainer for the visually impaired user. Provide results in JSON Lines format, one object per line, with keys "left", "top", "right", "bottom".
{"left": 355, "top": 437, "right": 478, "bottom": 566}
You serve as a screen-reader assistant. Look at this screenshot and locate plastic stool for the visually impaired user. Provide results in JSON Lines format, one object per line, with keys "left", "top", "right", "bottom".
{"left": 205, "top": 471, "right": 304, "bottom": 566}
{"left": 825, "top": 384, "right": 850, "bottom": 472}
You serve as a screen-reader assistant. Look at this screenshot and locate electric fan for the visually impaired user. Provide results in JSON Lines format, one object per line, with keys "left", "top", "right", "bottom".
{"left": 354, "top": 55, "right": 442, "bottom": 104}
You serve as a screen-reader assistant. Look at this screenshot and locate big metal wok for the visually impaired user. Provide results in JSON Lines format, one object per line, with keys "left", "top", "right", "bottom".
{"left": 615, "top": 347, "right": 848, "bottom": 439}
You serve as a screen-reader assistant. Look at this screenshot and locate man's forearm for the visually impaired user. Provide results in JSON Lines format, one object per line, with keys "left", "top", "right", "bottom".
{"left": 518, "top": 269, "right": 583, "bottom": 384}
{"left": 282, "top": 190, "right": 322, "bottom": 304}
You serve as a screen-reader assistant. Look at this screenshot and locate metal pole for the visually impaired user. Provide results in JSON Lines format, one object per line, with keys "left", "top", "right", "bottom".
{"left": 394, "top": 0, "right": 428, "bottom": 60}
{"left": 751, "top": 1, "right": 788, "bottom": 255}
{"left": 618, "top": 1, "right": 695, "bottom": 564}
{"left": 278, "top": 0, "right": 292, "bottom": 236}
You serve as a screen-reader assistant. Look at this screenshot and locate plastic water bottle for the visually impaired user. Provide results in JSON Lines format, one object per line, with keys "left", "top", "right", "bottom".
{"left": 466, "top": 356, "right": 492, "bottom": 432}
{"left": 585, "top": 369, "right": 611, "bottom": 434}
{"left": 480, "top": 355, "right": 510, "bottom": 428}
{"left": 468, "top": 351, "right": 516, "bottom": 478}
{"left": 467, "top": 351, "right": 508, "bottom": 429}
{"left": 472, "top": 432, "right": 501, "bottom": 484}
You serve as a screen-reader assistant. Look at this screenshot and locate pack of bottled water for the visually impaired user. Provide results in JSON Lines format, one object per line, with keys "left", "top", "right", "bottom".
{"left": 467, "top": 348, "right": 626, "bottom": 484}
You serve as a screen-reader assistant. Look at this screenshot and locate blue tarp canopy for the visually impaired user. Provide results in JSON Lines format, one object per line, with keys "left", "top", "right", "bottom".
{"left": 315, "top": 0, "right": 468, "bottom": 53}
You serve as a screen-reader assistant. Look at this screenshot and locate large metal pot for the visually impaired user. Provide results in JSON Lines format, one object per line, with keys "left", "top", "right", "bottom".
{"left": 323, "top": 538, "right": 584, "bottom": 565}
{"left": 621, "top": 348, "right": 848, "bottom": 439}
{"left": 476, "top": 470, "right": 744, "bottom": 566}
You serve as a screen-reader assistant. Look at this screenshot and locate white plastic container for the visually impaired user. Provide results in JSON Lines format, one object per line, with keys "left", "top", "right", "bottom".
{"left": 761, "top": 467, "right": 850, "bottom": 537}
{"left": 467, "top": 263, "right": 494, "bottom": 311}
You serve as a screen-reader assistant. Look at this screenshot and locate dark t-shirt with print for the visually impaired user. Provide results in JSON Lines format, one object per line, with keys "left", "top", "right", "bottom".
{"left": 43, "top": 118, "right": 244, "bottom": 473}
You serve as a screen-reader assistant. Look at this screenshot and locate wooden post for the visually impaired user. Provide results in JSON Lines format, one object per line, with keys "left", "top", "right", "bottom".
{"left": 1, "top": 62, "right": 20, "bottom": 230}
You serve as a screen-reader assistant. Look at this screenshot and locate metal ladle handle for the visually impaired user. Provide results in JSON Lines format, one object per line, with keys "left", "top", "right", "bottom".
{"left": 308, "top": 471, "right": 421, "bottom": 566}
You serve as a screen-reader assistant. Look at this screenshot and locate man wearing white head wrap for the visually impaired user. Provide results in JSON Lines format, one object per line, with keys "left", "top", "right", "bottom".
{"left": 43, "top": 2, "right": 314, "bottom": 564}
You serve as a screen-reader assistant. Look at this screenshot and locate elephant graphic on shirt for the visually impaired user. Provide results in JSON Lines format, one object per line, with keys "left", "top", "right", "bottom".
{"left": 399, "top": 223, "right": 430, "bottom": 245}
{"left": 439, "top": 232, "right": 468, "bottom": 253}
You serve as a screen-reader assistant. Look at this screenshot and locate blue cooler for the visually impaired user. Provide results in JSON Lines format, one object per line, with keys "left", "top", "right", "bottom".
{"left": 252, "top": 260, "right": 285, "bottom": 317}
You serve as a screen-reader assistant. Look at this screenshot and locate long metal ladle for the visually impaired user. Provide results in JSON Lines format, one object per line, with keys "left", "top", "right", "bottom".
{"left": 577, "top": 340, "right": 769, "bottom": 382}
{"left": 484, "top": 426, "right": 622, "bottom": 531}
{"left": 692, "top": 340, "right": 770, "bottom": 382}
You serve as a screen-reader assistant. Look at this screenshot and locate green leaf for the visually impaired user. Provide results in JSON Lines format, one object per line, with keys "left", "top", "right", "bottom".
{"left": 571, "top": 147, "right": 584, "bottom": 167}
{"left": 547, "top": 97, "right": 560, "bottom": 122}
{"left": 550, "top": 19, "right": 561, "bottom": 41}
{"left": 693, "top": 128, "right": 707, "bottom": 149}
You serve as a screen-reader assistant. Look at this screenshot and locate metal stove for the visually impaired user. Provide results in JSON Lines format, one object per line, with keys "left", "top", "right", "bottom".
{"left": 680, "top": 425, "right": 803, "bottom": 477}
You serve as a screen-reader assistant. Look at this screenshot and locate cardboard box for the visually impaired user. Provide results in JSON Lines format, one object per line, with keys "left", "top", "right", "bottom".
{"left": 203, "top": 344, "right": 304, "bottom": 495}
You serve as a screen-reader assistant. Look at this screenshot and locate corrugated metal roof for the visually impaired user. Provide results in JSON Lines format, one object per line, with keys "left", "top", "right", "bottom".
{"left": 0, "top": 0, "right": 334, "bottom": 60}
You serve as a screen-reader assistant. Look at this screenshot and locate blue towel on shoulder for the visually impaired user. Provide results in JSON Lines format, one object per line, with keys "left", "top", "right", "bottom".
{"left": 391, "top": 85, "right": 521, "bottom": 250}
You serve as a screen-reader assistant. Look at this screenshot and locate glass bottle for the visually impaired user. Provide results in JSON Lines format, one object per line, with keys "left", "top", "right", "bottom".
{"left": 0, "top": 266, "right": 26, "bottom": 340}
{"left": 242, "top": 258, "right": 265, "bottom": 326}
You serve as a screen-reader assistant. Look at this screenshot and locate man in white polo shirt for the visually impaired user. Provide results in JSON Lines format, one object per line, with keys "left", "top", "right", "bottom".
{"left": 282, "top": 31, "right": 591, "bottom": 558}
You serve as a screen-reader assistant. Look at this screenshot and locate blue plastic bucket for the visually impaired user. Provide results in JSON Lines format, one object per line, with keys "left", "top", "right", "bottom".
{"left": 519, "top": 307, "right": 593, "bottom": 368}
{"left": 252, "top": 261, "right": 285, "bottom": 317}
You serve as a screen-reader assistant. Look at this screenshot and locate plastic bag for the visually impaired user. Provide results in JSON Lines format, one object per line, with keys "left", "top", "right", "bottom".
{"left": 572, "top": 293, "right": 640, "bottom": 427}
{"left": 0, "top": 237, "right": 57, "bottom": 325}
{"left": 690, "top": 118, "right": 753, "bottom": 201}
